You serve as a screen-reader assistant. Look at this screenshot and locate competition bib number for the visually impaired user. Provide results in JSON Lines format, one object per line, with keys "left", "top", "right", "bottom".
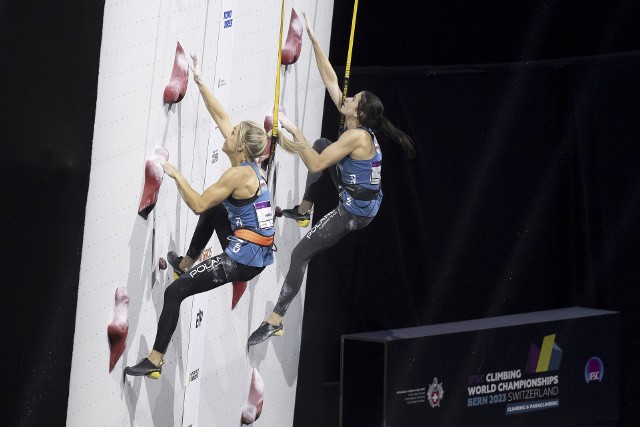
{"left": 370, "top": 161, "right": 381, "bottom": 185}
{"left": 254, "top": 200, "right": 274, "bottom": 230}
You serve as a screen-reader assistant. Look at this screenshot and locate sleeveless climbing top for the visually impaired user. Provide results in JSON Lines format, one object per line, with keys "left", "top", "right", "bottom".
{"left": 222, "top": 162, "right": 275, "bottom": 267}
{"left": 337, "top": 127, "right": 383, "bottom": 218}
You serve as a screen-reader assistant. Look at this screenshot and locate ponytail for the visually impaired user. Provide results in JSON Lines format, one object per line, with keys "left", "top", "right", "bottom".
{"left": 378, "top": 116, "right": 416, "bottom": 159}
{"left": 358, "top": 91, "right": 416, "bottom": 159}
{"left": 267, "top": 130, "right": 308, "bottom": 154}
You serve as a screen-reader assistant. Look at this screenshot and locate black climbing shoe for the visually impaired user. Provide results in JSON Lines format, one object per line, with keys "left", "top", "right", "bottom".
{"left": 124, "top": 358, "right": 164, "bottom": 379}
{"left": 167, "top": 251, "right": 185, "bottom": 278}
{"left": 281, "top": 205, "right": 311, "bottom": 227}
{"left": 247, "top": 321, "right": 284, "bottom": 347}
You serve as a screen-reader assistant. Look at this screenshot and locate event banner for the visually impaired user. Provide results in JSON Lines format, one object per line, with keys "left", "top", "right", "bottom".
{"left": 341, "top": 307, "right": 619, "bottom": 427}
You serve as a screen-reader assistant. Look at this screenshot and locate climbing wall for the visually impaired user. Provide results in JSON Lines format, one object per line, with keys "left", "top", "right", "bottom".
{"left": 66, "top": 0, "right": 334, "bottom": 425}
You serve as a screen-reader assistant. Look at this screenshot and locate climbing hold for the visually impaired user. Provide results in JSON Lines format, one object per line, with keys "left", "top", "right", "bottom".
{"left": 163, "top": 41, "right": 188, "bottom": 104}
{"left": 232, "top": 281, "right": 248, "bottom": 309}
{"left": 241, "top": 368, "right": 265, "bottom": 425}
{"left": 138, "top": 147, "right": 169, "bottom": 219}
{"left": 107, "top": 287, "right": 130, "bottom": 372}
{"left": 281, "top": 9, "right": 303, "bottom": 65}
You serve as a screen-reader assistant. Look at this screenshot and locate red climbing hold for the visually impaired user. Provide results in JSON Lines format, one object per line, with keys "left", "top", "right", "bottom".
{"left": 163, "top": 41, "right": 189, "bottom": 104}
{"left": 138, "top": 159, "right": 163, "bottom": 219}
{"left": 107, "top": 287, "right": 130, "bottom": 372}
{"left": 138, "top": 147, "right": 169, "bottom": 219}
{"left": 281, "top": 9, "right": 303, "bottom": 65}
{"left": 232, "top": 281, "right": 248, "bottom": 310}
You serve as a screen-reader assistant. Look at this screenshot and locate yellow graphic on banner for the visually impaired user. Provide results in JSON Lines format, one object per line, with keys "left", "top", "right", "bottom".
{"left": 536, "top": 334, "right": 556, "bottom": 372}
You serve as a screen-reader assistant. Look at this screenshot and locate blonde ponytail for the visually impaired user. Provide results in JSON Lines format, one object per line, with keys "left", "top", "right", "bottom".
{"left": 267, "top": 130, "right": 308, "bottom": 154}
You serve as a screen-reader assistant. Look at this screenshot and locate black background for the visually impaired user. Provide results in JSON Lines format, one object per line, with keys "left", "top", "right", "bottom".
{"left": 2, "top": 1, "right": 640, "bottom": 426}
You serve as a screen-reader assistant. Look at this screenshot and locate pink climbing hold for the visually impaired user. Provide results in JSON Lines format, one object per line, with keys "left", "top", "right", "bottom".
{"left": 138, "top": 147, "right": 169, "bottom": 219}
{"left": 107, "top": 287, "right": 130, "bottom": 372}
{"left": 260, "top": 106, "right": 286, "bottom": 165}
{"left": 281, "top": 9, "right": 303, "bottom": 65}
{"left": 241, "top": 368, "right": 265, "bottom": 425}
{"left": 263, "top": 115, "right": 274, "bottom": 135}
{"left": 263, "top": 106, "right": 286, "bottom": 134}
{"left": 154, "top": 146, "right": 169, "bottom": 161}
{"left": 163, "top": 41, "right": 189, "bottom": 104}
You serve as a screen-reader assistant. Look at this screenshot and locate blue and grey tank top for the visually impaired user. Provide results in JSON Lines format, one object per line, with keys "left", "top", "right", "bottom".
{"left": 222, "top": 162, "right": 275, "bottom": 267}
{"left": 337, "top": 127, "right": 383, "bottom": 218}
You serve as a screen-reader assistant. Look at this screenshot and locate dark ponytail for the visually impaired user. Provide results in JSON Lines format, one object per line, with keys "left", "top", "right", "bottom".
{"left": 378, "top": 115, "right": 415, "bottom": 159}
{"left": 357, "top": 91, "right": 416, "bottom": 159}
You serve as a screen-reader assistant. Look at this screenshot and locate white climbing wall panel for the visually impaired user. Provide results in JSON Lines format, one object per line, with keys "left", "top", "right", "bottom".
{"left": 66, "top": 0, "right": 334, "bottom": 425}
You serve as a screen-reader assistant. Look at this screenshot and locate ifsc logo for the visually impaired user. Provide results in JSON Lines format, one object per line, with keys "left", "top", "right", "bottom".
{"left": 585, "top": 357, "right": 604, "bottom": 383}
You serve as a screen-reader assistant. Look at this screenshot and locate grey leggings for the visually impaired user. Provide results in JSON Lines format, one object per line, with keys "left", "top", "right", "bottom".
{"left": 273, "top": 196, "right": 374, "bottom": 317}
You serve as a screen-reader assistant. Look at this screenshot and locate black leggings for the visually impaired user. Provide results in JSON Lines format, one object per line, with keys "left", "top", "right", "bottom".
{"left": 186, "top": 204, "right": 232, "bottom": 260}
{"left": 153, "top": 252, "right": 264, "bottom": 354}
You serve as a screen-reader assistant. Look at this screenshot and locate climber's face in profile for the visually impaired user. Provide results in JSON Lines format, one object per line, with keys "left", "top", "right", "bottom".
{"left": 340, "top": 91, "right": 363, "bottom": 120}
{"left": 223, "top": 125, "right": 240, "bottom": 156}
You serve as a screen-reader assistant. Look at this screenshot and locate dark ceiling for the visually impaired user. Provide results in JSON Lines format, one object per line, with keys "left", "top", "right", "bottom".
{"left": 329, "top": 0, "right": 640, "bottom": 67}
